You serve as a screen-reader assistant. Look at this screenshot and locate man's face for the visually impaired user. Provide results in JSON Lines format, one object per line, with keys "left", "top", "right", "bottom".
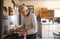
{"left": 21, "top": 9, "right": 28, "bottom": 16}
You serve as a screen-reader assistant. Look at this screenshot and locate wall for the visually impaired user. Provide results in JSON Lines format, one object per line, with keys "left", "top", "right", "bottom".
{"left": 3, "top": 0, "right": 60, "bottom": 15}
{"left": 3, "top": 0, "right": 17, "bottom": 16}
{"left": 16, "top": 0, "right": 60, "bottom": 1}
{"left": 14, "top": 1, "right": 60, "bottom": 15}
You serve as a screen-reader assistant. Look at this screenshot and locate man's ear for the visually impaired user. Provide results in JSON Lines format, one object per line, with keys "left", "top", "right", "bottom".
{"left": 26, "top": 9, "right": 29, "bottom": 12}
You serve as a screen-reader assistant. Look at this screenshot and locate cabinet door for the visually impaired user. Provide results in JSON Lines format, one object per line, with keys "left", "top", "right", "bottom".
{"left": 48, "top": 25, "right": 53, "bottom": 37}
{"left": 42, "top": 25, "right": 56, "bottom": 38}
{"left": 42, "top": 25, "right": 49, "bottom": 37}
{"left": 56, "top": 24, "right": 60, "bottom": 32}
{"left": 48, "top": 25, "right": 57, "bottom": 37}
{"left": 40, "top": 9, "right": 54, "bottom": 18}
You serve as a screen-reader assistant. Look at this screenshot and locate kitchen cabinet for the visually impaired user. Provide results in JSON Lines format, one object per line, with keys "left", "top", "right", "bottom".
{"left": 42, "top": 25, "right": 49, "bottom": 37}
{"left": 55, "top": 24, "right": 60, "bottom": 32}
{"left": 54, "top": 10, "right": 60, "bottom": 17}
{"left": 40, "top": 8, "right": 54, "bottom": 18}
{"left": 42, "top": 24, "right": 57, "bottom": 38}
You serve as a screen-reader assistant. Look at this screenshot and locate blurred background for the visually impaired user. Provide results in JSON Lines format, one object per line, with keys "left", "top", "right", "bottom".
{"left": 2, "top": 0, "right": 60, "bottom": 39}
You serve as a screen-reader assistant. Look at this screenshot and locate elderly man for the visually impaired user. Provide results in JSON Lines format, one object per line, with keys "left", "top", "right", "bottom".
{"left": 19, "top": 5, "right": 37, "bottom": 39}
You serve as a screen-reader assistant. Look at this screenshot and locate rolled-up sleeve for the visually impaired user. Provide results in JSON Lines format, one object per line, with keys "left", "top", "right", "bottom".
{"left": 27, "top": 14, "right": 37, "bottom": 35}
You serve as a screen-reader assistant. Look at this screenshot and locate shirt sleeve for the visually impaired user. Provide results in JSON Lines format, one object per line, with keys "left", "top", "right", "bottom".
{"left": 27, "top": 14, "right": 37, "bottom": 35}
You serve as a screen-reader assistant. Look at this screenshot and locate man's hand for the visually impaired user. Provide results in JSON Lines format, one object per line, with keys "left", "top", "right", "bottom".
{"left": 14, "top": 27, "right": 20, "bottom": 32}
{"left": 21, "top": 31, "right": 27, "bottom": 36}
{"left": 9, "top": 27, "right": 27, "bottom": 36}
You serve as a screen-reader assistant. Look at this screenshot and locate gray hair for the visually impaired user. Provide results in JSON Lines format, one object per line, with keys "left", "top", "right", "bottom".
{"left": 21, "top": 6, "right": 28, "bottom": 10}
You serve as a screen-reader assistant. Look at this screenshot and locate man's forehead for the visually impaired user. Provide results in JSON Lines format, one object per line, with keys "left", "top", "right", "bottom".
{"left": 21, "top": 9, "right": 26, "bottom": 11}
{"left": 21, "top": 6, "right": 28, "bottom": 10}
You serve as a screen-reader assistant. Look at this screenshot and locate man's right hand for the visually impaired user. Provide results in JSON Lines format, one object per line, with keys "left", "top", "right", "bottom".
{"left": 20, "top": 31, "right": 27, "bottom": 36}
